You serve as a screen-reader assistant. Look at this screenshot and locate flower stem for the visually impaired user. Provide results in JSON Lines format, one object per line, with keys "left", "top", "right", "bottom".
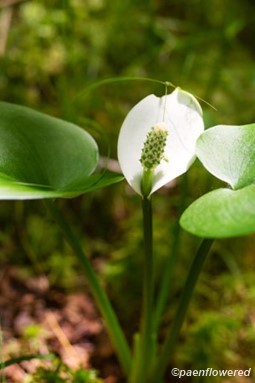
{"left": 153, "top": 221, "right": 181, "bottom": 331}
{"left": 150, "top": 238, "right": 214, "bottom": 382}
{"left": 46, "top": 200, "right": 132, "bottom": 377}
{"left": 131, "top": 196, "right": 155, "bottom": 383}
{"left": 141, "top": 197, "right": 154, "bottom": 365}
{"left": 141, "top": 169, "right": 153, "bottom": 198}
{"left": 153, "top": 174, "right": 188, "bottom": 332}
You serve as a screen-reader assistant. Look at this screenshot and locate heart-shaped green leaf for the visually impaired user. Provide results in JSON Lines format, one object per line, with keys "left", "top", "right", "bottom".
{"left": 196, "top": 124, "right": 255, "bottom": 190}
{"left": 180, "top": 184, "right": 255, "bottom": 238}
{"left": 0, "top": 102, "right": 122, "bottom": 199}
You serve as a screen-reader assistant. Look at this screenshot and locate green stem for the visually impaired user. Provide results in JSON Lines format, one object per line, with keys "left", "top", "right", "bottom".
{"left": 1, "top": 354, "right": 54, "bottom": 369}
{"left": 141, "top": 197, "right": 154, "bottom": 364}
{"left": 150, "top": 238, "right": 214, "bottom": 382}
{"left": 46, "top": 200, "right": 132, "bottom": 377}
{"left": 153, "top": 222, "right": 180, "bottom": 331}
{"left": 76, "top": 76, "right": 170, "bottom": 101}
{"left": 141, "top": 169, "right": 153, "bottom": 198}
{"left": 153, "top": 174, "right": 188, "bottom": 332}
{"left": 132, "top": 196, "right": 154, "bottom": 383}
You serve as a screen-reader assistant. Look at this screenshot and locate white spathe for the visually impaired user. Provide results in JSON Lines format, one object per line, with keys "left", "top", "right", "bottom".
{"left": 117, "top": 87, "right": 204, "bottom": 196}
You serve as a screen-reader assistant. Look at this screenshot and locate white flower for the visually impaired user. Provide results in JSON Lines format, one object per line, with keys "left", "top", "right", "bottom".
{"left": 117, "top": 87, "right": 204, "bottom": 197}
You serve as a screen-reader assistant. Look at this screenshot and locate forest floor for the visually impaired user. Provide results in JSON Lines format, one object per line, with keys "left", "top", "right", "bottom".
{"left": 0, "top": 265, "right": 124, "bottom": 383}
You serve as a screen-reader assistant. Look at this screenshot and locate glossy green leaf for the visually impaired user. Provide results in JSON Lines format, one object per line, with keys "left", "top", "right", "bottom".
{"left": 180, "top": 184, "right": 255, "bottom": 238}
{"left": 0, "top": 102, "right": 121, "bottom": 199}
{"left": 196, "top": 124, "right": 255, "bottom": 189}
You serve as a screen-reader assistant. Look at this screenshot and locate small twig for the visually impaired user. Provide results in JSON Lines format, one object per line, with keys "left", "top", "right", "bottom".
{"left": 0, "top": 0, "right": 26, "bottom": 8}
{"left": 0, "top": 0, "right": 28, "bottom": 56}
{"left": 45, "top": 311, "right": 79, "bottom": 361}
{"left": 0, "top": 5, "right": 12, "bottom": 55}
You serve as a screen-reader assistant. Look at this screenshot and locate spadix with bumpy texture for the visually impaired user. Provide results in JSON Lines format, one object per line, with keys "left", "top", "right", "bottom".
{"left": 117, "top": 88, "right": 204, "bottom": 197}
{"left": 140, "top": 122, "right": 168, "bottom": 171}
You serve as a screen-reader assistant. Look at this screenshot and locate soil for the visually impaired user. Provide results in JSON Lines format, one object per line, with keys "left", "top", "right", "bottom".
{"left": 0, "top": 265, "right": 124, "bottom": 383}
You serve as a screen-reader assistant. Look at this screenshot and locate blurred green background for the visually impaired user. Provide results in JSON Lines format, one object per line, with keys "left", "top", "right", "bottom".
{"left": 1, "top": 0, "right": 255, "bottom": 381}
